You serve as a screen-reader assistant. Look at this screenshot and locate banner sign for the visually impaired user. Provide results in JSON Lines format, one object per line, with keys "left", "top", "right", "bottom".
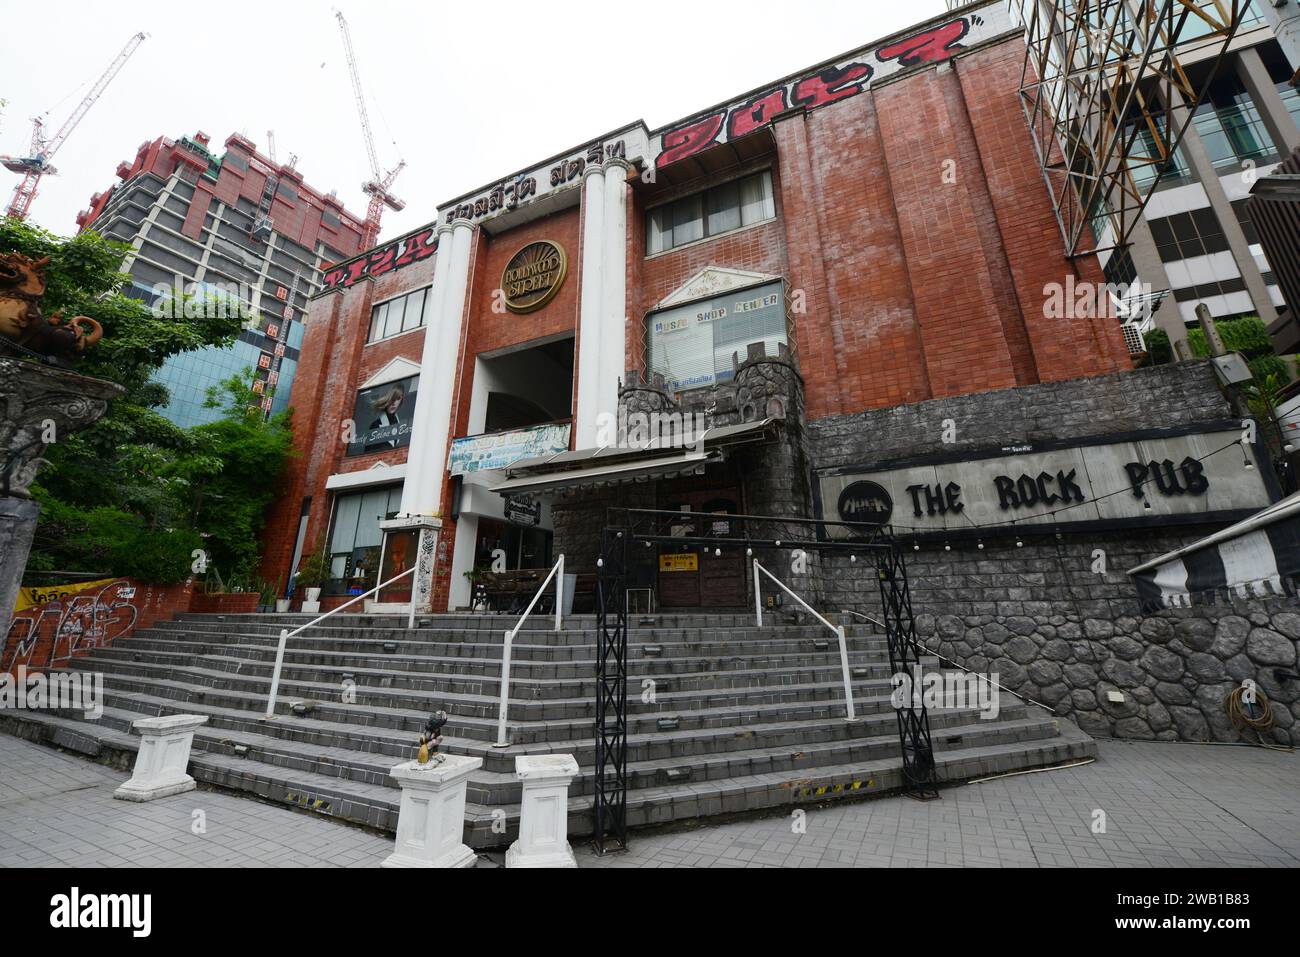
{"left": 818, "top": 427, "right": 1273, "bottom": 536}
{"left": 504, "top": 497, "right": 542, "bottom": 527}
{"left": 659, "top": 553, "right": 699, "bottom": 573}
{"left": 448, "top": 422, "right": 572, "bottom": 476}
{"left": 646, "top": 280, "right": 786, "bottom": 393}
{"left": 348, "top": 374, "right": 419, "bottom": 457}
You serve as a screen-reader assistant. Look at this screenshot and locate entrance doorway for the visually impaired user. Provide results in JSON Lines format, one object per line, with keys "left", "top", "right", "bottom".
{"left": 656, "top": 491, "right": 747, "bottom": 608}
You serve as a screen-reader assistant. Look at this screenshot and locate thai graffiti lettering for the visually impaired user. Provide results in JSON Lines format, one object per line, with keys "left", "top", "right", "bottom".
{"left": 875, "top": 18, "right": 971, "bottom": 67}
{"left": 655, "top": 16, "right": 982, "bottom": 170}
{"left": 3, "top": 580, "right": 142, "bottom": 672}
{"left": 322, "top": 227, "right": 439, "bottom": 291}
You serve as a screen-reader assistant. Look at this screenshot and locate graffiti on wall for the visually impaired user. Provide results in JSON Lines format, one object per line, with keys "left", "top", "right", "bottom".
{"left": 321, "top": 226, "right": 439, "bottom": 292}
{"left": 654, "top": 14, "right": 990, "bottom": 169}
{"left": 3, "top": 579, "right": 185, "bottom": 673}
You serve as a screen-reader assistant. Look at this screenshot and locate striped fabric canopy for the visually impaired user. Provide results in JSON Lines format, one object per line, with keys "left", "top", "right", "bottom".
{"left": 1129, "top": 493, "right": 1300, "bottom": 611}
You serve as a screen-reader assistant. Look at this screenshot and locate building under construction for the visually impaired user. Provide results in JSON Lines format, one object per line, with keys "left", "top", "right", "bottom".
{"left": 76, "top": 131, "right": 367, "bottom": 426}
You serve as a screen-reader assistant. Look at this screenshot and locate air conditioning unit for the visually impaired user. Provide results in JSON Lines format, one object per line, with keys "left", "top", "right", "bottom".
{"left": 1121, "top": 322, "right": 1146, "bottom": 356}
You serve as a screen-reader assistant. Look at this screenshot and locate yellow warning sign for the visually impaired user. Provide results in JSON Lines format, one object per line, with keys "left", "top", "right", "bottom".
{"left": 658, "top": 553, "right": 699, "bottom": 573}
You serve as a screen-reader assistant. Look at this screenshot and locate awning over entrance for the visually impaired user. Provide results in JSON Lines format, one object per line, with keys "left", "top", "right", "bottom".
{"left": 490, "top": 418, "right": 777, "bottom": 497}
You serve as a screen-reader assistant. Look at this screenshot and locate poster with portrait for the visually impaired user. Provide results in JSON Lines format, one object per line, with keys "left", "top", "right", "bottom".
{"left": 378, "top": 530, "right": 419, "bottom": 604}
{"left": 348, "top": 375, "right": 419, "bottom": 456}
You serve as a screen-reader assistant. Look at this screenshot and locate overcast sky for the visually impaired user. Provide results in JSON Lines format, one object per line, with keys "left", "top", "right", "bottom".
{"left": 4, "top": 0, "right": 948, "bottom": 246}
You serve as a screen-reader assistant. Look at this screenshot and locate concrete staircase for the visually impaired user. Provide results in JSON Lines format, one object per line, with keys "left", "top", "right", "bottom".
{"left": 0, "top": 612, "right": 1095, "bottom": 848}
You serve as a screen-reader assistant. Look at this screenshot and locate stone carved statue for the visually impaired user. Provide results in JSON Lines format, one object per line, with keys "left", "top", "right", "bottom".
{"left": 0, "top": 253, "right": 104, "bottom": 366}
{"left": 417, "top": 710, "right": 449, "bottom": 766}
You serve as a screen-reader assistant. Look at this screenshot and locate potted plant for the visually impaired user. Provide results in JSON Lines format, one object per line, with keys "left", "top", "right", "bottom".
{"left": 296, "top": 547, "right": 331, "bottom": 614}
{"left": 256, "top": 578, "right": 278, "bottom": 614}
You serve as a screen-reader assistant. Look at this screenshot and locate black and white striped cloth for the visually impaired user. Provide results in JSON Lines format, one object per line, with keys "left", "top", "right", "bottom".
{"left": 1129, "top": 493, "right": 1300, "bottom": 610}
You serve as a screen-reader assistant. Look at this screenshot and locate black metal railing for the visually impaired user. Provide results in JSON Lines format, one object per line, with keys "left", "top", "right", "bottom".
{"left": 589, "top": 507, "right": 939, "bottom": 851}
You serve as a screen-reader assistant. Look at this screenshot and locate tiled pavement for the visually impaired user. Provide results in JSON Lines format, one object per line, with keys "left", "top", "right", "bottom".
{"left": 0, "top": 733, "right": 1296, "bottom": 868}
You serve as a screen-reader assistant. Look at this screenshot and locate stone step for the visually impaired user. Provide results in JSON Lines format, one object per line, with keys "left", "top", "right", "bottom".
{"left": 65, "top": 681, "right": 1029, "bottom": 778}
{"left": 93, "top": 639, "right": 898, "bottom": 679}
{"left": 0, "top": 705, "right": 1094, "bottom": 849}
{"left": 71, "top": 658, "right": 914, "bottom": 726}
{"left": 0, "top": 609, "right": 1096, "bottom": 849}
{"left": 73, "top": 648, "right": 918, "bottom": 700}
{"left": 154, "top": 618, "right": 869, "bottom": 646}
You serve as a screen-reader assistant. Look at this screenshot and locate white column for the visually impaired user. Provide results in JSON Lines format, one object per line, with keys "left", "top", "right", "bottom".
{"left": 506, "top": 754, "right": 580, "bottom": 868}
{"left": 575, "top": 165, "right": 606, "bottom": 448}
{"left": 599, "top": 159, "right": 631, "bottom": 435}
{"left": 401, "top": 219, "right": 475, "bottom": 518}
{"left": 382, "top": 755, "right": 483, "bottom": 868}
{"left": 113, "top": 715, "right": 209, "bottom": 802}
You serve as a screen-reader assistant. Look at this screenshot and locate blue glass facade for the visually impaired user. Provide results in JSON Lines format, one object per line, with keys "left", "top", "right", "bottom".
{"left": 151, "top": 327, "right": 303, "bottom": 428}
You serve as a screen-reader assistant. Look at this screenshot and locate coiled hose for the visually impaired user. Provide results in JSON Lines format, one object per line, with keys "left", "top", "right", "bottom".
{"left": 1224, "top": 685, "right": 1294, "bottom": 752}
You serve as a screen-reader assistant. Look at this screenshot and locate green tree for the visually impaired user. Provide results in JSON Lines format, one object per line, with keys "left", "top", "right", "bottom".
{"left": 172, "top": 371, "right": 298, "bottom": 585}
{"left": 1, "top": 219, "right": 265, "bottom": 584}
{"left": 1141, "top": 316, "right": 1292, "bottom": 385}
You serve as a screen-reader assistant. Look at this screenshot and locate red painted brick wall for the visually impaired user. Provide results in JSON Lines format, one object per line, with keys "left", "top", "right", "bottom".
{"left": 189, "top": 593, "right": 260, "bottom": 615}
{"left": 258, "top": 35, "right": 1133, "bottom": 610}
{"left": 260, "top": 247, "right": 441, "bottom": 594}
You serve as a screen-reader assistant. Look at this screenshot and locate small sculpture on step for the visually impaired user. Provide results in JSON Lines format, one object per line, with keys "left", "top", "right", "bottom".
{"left": 417, "top": 710, "right": 449, "bottom": 766}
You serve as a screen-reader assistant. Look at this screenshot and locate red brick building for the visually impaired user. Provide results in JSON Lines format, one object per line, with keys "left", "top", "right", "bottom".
{"left": 77, "top": 131, "right": 366, "bottom": 427}
{"left": 261, "top": 2, "right": 1248, "bottom": 616}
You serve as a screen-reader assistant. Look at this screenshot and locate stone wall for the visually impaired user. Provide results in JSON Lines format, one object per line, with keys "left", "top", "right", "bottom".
{"left": 913, "top": 597, "right": 1300, "bottom": 747}
{"left": 804, "top": 360, "right": 1300, "bottom": 745}
{"left": 818, "top": 536, "right": 1300, "bottom": 746}
{"left": 809, "top": 360, "right": 1231, "bottom": 471}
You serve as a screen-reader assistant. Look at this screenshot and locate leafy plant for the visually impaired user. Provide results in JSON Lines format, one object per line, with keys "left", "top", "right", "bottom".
{"left": 295, "top": 547, "right": 332, "bottom": 589}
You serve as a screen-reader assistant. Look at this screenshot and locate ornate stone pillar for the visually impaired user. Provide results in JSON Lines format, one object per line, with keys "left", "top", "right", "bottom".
{"left": 388, "top": 218, "right": 475, "bottom": 614}
{"left": 599, "top": 159, "right": 631, "bottom": 436}
{"left": 0, "top": 359, "right": 123, "bottom": 638}
{"left": 575, "top": 164, "right": 606, "bottom": 449}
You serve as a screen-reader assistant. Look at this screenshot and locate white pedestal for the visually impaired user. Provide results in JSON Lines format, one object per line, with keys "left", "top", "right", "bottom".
{"left": 506, "top": 754, "right": 580, "bottom": 869}
{"left": 113, "top": 714, "right": 209, "bottom": 802}
{"left": 382, "top": 755, "right": 483, "bottom": 869}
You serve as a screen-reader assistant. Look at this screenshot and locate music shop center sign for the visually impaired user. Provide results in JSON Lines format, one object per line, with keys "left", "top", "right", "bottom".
{"left": 815, "top": 426, "right": 1273, "bottom": 538}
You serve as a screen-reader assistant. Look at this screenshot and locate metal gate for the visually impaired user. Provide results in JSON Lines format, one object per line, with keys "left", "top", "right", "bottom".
{"left": 590, "top": 508, "right": 938, "bottom": 854}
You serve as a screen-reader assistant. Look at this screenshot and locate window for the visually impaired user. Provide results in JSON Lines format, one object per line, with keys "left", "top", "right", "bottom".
{"left": 1125, "top": 116, "right": 1192, "bottom": 191}
{"left": 368, "top": 287, "right": 430, "bottom": 343}
{"left": 326, "top": 485, "right": 404, "bottom": 593}
{"left": 1192, "top": 74, "right": 1277, "bottom": 169}
{"left": 646, "top": 170, "right": 775, "bottom": 255}
{"left": 1176, "top": 0, "right": 1262, "bottom": 42}
{"left": 645, "top": 279, "right": 787, "bottom": 392}
{"left": 1276, "top": 81, "right": 1300, "bottom": 132}
{"left": 1103, "top": 249, "right": 1138, "bottom": 290}
{"left": 1231, "top": 199, "right": 1260, "bottom": 246}
{"left": 1147, "top": 209, "right": 1230, "bottom": 262}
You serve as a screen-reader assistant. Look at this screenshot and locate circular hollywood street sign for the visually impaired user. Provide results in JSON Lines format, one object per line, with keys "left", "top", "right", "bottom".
{"left": 501, "top": 240, "right": 567, "bottom": 314}
{"left": 837, "top": 481, "right": 893, "bottom": 526}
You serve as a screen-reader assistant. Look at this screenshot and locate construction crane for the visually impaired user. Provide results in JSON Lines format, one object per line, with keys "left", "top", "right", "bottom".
{"left": 2, "top": 32, "right": 148, "bottom": 221}
{"left": 334, "top": 10, "right": 405, "bottom": 248}
{"left": 266, "top": 130, "right": 298, "bottom": 172}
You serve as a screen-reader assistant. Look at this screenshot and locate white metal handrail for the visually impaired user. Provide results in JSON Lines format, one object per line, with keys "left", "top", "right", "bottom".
{"left": 841, "top": 609, "right": 885, "bottom": 631}
{"left": 493, "top": 555, "right": 564, "bottom": 748}
{"left": 753, "top": 560, "right": 855, "bottom": 720}
{"left": 264, "top": 566, "right": 416, "bottom": 719}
